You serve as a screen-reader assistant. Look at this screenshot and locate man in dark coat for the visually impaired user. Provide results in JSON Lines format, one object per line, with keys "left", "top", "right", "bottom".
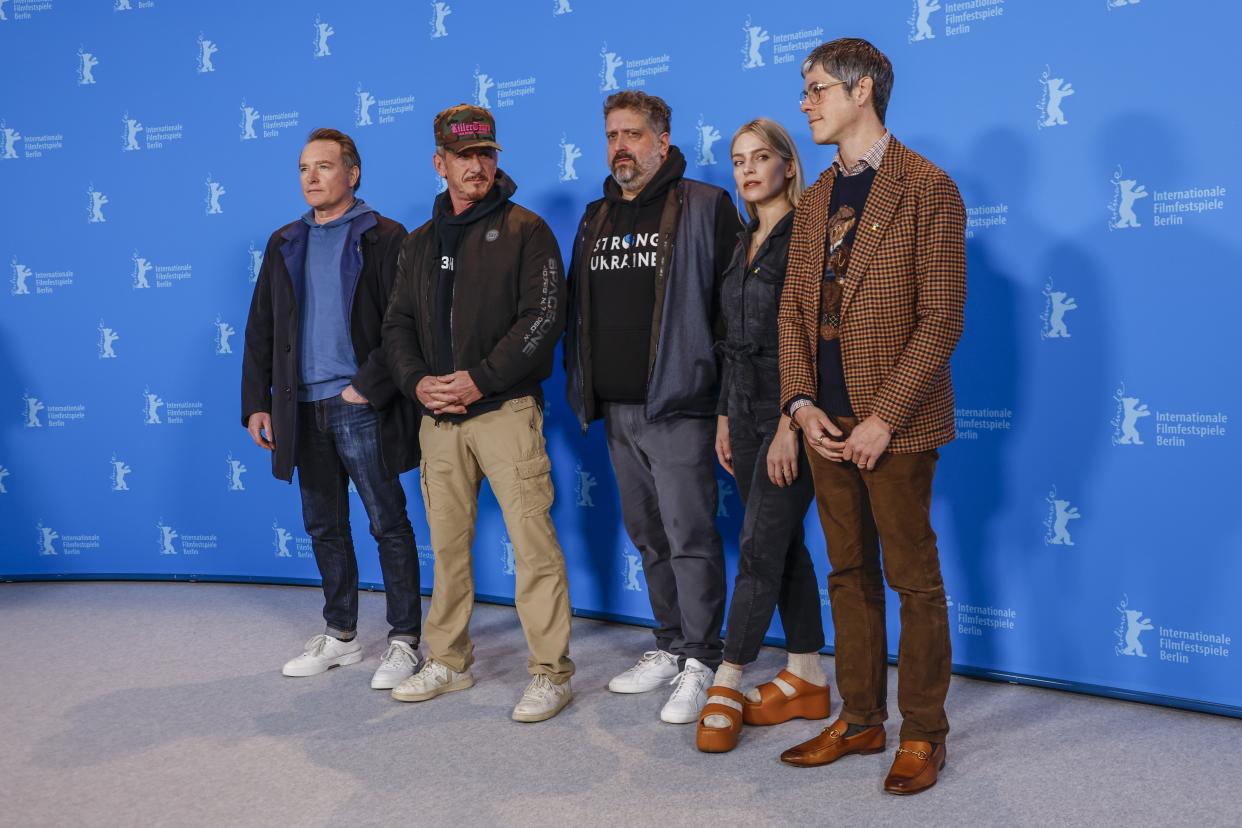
{"left": 241, "top": 128, "right": 422, "bottom": 689}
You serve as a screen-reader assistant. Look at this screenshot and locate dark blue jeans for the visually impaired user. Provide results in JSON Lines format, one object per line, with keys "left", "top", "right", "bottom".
{"left": 296, "top": 396, "right": 421, "bottom": 643}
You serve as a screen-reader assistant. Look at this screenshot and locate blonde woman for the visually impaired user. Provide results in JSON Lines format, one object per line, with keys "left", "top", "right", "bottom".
{"left": 697, "top": 119, "right": 830, "bottom": 753}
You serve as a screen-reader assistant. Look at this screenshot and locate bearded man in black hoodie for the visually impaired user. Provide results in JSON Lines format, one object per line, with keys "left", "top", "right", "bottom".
{"left": 565, "top": 91, "right": 743, "bottom": 725}
{"left": 383, "top": 105, "right": 574, "bottom": 723}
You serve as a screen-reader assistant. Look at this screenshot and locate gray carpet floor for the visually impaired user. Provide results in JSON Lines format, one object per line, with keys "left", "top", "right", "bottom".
{"left": 1, "top": 582, "right": 1238, "bottom": 828}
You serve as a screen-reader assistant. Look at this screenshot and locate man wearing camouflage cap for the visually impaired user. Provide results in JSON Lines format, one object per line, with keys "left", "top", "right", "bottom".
{"left": 382, "top": 104, "right": 575, "bottom": 722}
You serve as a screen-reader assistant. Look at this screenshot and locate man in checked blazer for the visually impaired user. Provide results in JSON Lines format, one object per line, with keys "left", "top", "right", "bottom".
{"left": 775, "top": 39, "right": 966, "bottom": 795}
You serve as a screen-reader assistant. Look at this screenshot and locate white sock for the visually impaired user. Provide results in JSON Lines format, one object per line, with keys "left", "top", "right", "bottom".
{"left": 743, "top": 653, "right": 827, "bottom": 704}
{"left": 786, "top": 652, "right": 827, "bottom": 687}
{"left": 703, "top": 663, "right": 742, "bottom": 729}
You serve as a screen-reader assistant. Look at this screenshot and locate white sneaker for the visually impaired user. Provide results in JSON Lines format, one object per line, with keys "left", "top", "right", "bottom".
{"left": 370, "top": 640, "right": 421, "bottom": 690}
{"left": 390, "top": 658, "right": 474, "bottom": 703}
{"left": 659, "top": 658, "right": 714, "bottom": 724}
{"left": 281, "top": 634, "right": 363, "bottom": 677}
{"left": 607, "top": 650, "right": 680, "bottom": 694}
{"left": 511, "top": 675, "right": 573, "bottom": 723}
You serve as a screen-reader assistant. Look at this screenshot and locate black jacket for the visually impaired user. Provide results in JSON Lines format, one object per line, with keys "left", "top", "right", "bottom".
{"left": 382, "top": 171, "right": 566, "bottom": 420}
{"left": 565, "top": 149, "right": 741, "bottom": 428}
{"left": 241, "top": 210, "right": 419, "bottom": 482}
{"left": 717, "top": 210, "right": 795, "bottom": 424}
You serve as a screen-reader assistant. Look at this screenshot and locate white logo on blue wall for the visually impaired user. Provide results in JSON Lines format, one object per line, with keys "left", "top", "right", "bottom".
{"left": 599, "top": 44, "right": 623, "bottom": 92}
{"left": 114, "top": 0, "right": 132, "bottom": 10}
{"left": 742, "top": 16, "right": 769, "bottom": 69}
{"left": 1043, "top": 485, "right": 1081, "bottom": 546}
{"left": 38, "top": 522, "right": 59, "bottom": 555}
{"left": 356, "top": 85, "right": 376, "bottom": 127}
{"left": 1107, "top": 0, "right": 1140, "bottom": 9}
{"left": 110, "top": 454, "right": 131, "bottom": 491}
{"left": 716, "top": 477, "right": 734, "bottom": 518}
{"left": 227, "top": 452, "right": 246, "bottom": 491}
{"left": 473, "top": 66, "right": 494, "bottom": 108}
{"left": 553, "top": 0, "right": 572, "bottom": 15}
{"left": 696, "top": 116, "right": 721, "bottom": 166}
{"left": 313, "top": 16, "right": 334, "bottom": 57}
{"left": 215, "top": 315, "right": 235, "bottom": 354}
{"left": 248, "top": 242, "right": 263, "bottom": 283}
{"left": 98, "top": 320, "right": 119, "bottom": 359}
{"left": 0, "top": 466, "right": 8, "bottom": 494}
{"left": 434, "top": 174, "right": 447, "bottom": 196}
{"left": 1108, "top": 166, "right": 1147, "bottom": 230}
{"left": 347, "top": 478, "right": 358, "bottom": 495}
{"left": 142, "top": 387, "right": 164, "bottom": 425}
{"left": 205, "top": 175, "right": 225, "bottom": 215}
{"left": 78, "top": 48, "right": 98, "bottom": 85}
{"left": 0, "top": 0, "right": 9, "bottom": 22}
{"left": 121, "top": 112, "right": 143, "bottom": 151}
{"left": 1040, "top": 277, "right": 1077, "bottom": 339}
{"left": 1037, "top": 66, "right": 1074, "bottom": 129}
{"left": 559, "top": 135, "right": 581, "bottom": 182}
{"left": 197, "top": 34, "right": 217, "bottom": 73}
{"left": 3, "top": 122, "right": 23, "bottom": 159}
{"left": 157, "top": 520, "right": 179, "bottom": 555}
{"left": 622, "top": 547, "right": 644, "bottom": 592}
{"left": 908, "top": 0, "right": 941, "bottom": 42}
{"left": 11, "top": 257, "right": 32, "bottom": 295}
{"left": 132, "top": 250, "right": 153, "bottom": 289}
{"left": 429, "top": 2, "right": 451, "bottom": 38}
{"left": 273, "top": 521, "right": 294, "bottom": 557}
{"left": 239, "top": 101, "right": 260, "bottom": 141}
{"left": 1115, "top": 595, "right": 1152, "bottom": 657}
{"left": 87, "top": 185, "right": 108, "bottom": 223}
{"left": 1111, "top": 382, "right": 1149, "bottom": 446}
{"left": 574, "top": 463, "right": 596, "bottom": 507}
{"left": 501, "top": 534, "right": 516, "bottom": 576}
{"left": 22, "top": 392, "right": 44, "bottom": 427}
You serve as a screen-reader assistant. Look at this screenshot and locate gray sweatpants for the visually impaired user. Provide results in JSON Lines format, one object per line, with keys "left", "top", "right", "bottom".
{"left": 602, "top": 403, "right": 726, "bottom": 669}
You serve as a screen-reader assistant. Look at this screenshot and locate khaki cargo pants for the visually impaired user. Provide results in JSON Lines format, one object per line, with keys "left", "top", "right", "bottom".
{"left": 418, "top": 395, "right": 574, "bottom": 683}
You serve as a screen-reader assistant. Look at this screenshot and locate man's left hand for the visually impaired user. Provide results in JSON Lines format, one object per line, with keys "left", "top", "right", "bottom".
{"left": 340, "top": 384, "right": 369, "bottom": 405}
{"left": 435, "top": 371, "right": 483, "bottom": 408}
{"left": 842, "top": 415, "right": 893, "bottom": 471}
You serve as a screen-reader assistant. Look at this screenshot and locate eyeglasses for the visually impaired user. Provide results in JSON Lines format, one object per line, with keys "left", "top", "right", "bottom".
{"left": 799, "top": 80, "right": 846, "bottom": 105}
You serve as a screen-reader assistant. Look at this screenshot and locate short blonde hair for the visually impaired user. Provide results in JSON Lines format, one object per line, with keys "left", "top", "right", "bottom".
{"left": 730, "top": 118, "right": 806, "bottom": 223}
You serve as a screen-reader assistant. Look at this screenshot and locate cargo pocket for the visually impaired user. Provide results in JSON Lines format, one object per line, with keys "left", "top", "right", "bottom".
{"left": 516, "top": 455, "right": 554, "bottom": 517}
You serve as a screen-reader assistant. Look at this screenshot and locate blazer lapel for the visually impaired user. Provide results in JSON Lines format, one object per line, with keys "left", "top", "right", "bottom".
{"left": 842, "top": 138, "right": 908, "bottom": 317}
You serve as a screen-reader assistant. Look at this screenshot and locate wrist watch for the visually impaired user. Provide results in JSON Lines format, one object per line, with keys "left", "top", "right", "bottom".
{"left": 787, "top": 398, "right": 813, "bottom": 430}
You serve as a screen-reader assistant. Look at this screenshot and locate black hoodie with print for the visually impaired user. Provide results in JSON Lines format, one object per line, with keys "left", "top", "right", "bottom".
{"left": 588, "top": 146, "right": 740, "bottom": 402}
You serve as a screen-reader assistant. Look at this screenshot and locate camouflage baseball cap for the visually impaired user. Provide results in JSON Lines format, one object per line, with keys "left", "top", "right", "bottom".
{"left": 434, "top": 104, "right": 502, "bottom": 152}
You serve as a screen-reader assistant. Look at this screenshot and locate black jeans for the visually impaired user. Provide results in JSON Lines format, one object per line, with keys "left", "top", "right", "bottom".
{"left": 296, "top": 396, "right": 421, "bottom": 643}
{"left": 721, "top": 412, "right": 823, "bottom": 665}
{"left": 603, "top": 403, "right": 726, "bottom": 669}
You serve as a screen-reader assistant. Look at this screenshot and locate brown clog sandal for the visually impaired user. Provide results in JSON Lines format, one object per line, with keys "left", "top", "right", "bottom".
{"left": 696, "top": 685, "right": 746, "bottom": 753}
{"left": 742, "top": 670, "right": 832, "bottom": 726}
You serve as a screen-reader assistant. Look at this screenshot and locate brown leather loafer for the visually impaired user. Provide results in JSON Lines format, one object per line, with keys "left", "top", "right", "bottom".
{"left": 883, "top": 740, "right": 946, "bottom": 795}
{"left": 742, "top": 670, "right": 832, "bottom": 726}
{"left": 779, "top": 719, "right": 886, "bottom": 767}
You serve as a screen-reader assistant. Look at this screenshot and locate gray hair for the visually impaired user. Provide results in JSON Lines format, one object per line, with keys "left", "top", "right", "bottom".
{"left": 801, "top": 38, "right": 894, "bottom": 124}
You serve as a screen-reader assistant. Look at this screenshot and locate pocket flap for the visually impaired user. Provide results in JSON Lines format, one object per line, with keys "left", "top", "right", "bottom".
{"left": 517, "top": 455, "right": 551, "bottom": 480}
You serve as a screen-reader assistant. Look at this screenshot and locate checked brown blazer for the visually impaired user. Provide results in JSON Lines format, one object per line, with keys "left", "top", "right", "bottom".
{"left": 777, "top": 136, "right": 967, "bottom": 454}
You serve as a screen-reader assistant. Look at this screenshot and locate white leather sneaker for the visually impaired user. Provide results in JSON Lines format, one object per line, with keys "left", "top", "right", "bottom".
{"left": 370, "top": 640, "right": 421, "bottom": 690}
{"left": 511, "top": 675, "right": 573, "bottom": 723}
{"left": 281, "top": 634, "right": 363, "bottom": 677}
{"left": 607, "top": 650, "right": 680, "bottom": 694}
{"left": 659, "top": 658, "right": 714, "bottom": 724}
{"left": 390, "top": 659, "right": 474, "bottom": 703}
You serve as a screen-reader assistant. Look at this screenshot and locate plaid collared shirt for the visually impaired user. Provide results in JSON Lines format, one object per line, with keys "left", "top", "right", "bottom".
{"left": 832, "top": 131, "right": 890, "bottom": 177}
